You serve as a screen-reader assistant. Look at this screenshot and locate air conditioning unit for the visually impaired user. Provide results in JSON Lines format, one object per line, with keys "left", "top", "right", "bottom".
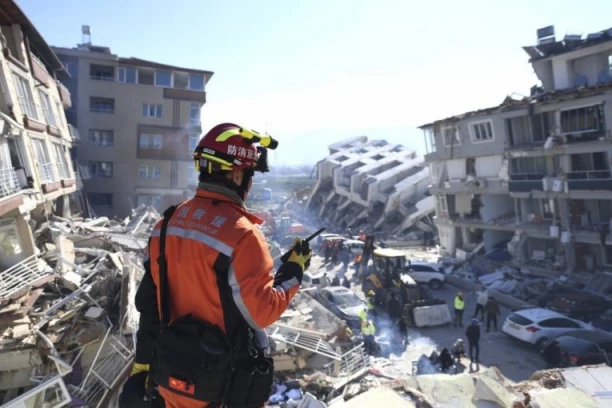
{"left": 552, "top": 179, "right": 564, "bottom": 192}
{"left": 542, "top": 177, "right": 553, "bottom": 191}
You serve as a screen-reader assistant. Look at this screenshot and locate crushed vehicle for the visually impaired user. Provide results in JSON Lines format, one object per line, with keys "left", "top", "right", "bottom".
{"left": 313, "top": 286, "right": 366, "bottom": 329}
{"left": 541, "top": 329, "right": 612, "bottom": 367}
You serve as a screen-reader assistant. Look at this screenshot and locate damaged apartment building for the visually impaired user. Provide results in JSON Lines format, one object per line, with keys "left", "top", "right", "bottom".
{"left": 52, "top": 36, "right": 213, "bottom": 218}
{"left": 421, "top": 25, "right": 612, "bottom": 278}
{"left": 0, "top": 2, "right": 78, "bottom": 274}
{"left": 306, "top": 137, "right": 435, "bottom": 239}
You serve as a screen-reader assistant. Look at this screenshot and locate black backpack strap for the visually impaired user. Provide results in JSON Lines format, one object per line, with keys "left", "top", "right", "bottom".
{"left": 157, "top": 205, "right": 178, "bottom": 330}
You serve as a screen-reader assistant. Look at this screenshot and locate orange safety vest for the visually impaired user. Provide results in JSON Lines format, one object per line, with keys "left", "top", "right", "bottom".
{"left": 147, "top": 188, "right": 299, "bottom": 408}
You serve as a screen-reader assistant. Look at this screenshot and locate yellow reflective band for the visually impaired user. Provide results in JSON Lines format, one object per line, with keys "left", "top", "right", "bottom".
{"left": 201, "top": 153, "right": 232, "bottom": 167}
{"left": 216, "top": 129, "right": 242, "bottom": 142}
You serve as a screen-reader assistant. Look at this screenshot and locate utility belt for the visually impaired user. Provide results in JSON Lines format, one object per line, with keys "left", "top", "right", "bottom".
{"left": 150, "top": 314, "right": 274, "bottom": 407}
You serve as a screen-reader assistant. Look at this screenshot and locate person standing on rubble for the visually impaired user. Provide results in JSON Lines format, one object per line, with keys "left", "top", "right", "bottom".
{"left": 453, "top": 291, "right": 465, "bottom": 328}
{"left": 485, "top": 296, "right": 500, "bottom": 332}
{"left": 366, "top": 290, "right": 377, "bottom": 320}
{"left": 465, "top": 318, "right": 481, "bottom": 363}
{"left": 361, "top": 318, "right": 377, "bottom": 355}
{"left": 331, "top": 275, "right": 341, "bottom": 287}
{"left": 472, "top": 287, "right": 488, "bottom": 320}
{"left": 121, "top": 124, "right": 312, "bottom": 408}
{"left": 342, "top": 276, "right": 351, "bottom": 289}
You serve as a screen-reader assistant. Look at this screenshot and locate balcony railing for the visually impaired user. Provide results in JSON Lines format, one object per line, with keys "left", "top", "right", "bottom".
{"left": 58, "top": 161, "right": 72, "bottom": 179}
{"left": 508, "top": 173, "right": 546, "bottom": 193}
{"left": 0, "top": 254, "right": 51, "bottom": 302}
{"left": 566, "top": 169, "right": 612, "bottom": 191}
{"left": 566, "top": 169, "right": 611, "bottom": 180}
{"left": 0, "top": 167, "right": 20, "bottom": 198}
{"left": 90, "top": 106, "right": 114, "bottom": 114}
{"left": 39, "top": 162, "right": 59, "bottom": 183}
{"left": 90, "top": 75, "right": 115, "bottom": 81}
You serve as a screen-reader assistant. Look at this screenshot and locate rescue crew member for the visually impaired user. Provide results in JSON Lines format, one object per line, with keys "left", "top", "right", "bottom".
{"left": 454, "top": 291, "right": 465, "bottom": 328}
{"left": 122, "top": 123, "right": 312, "bottom": 408}
{"left": 361, "top": 319, "right": 377, "bottom": 355}
{"left": 366, "top": 290, "right": 376, "bottom": 320}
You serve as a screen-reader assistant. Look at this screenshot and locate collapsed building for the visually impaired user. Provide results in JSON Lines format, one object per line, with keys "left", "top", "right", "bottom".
{"left": 421, "top": 25, "right": 612, "bottom": 280}
{"left": 306, "top": 137, "right": 435, "bottom": 240}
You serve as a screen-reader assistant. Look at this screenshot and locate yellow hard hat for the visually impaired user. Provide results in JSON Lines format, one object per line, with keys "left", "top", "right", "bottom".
{"left": 368, "top": 290, "right": 375, "bottom": 296}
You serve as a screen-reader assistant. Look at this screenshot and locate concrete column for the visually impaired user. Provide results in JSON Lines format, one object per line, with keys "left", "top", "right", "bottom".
{"left": 514, "top": 198, "right": 520, "bottom": 225}
{"left": 55, "top": 194, "right": 72, "bottom": 219}
{"left": 461, "top": 226, "right": 470, "bottom": 247}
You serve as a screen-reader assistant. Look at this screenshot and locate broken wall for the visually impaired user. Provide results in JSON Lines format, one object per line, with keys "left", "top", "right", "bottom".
{"left": 475, "top": 155, "right": 503, "bottom": 178}
{"left": 483, "top": 230, "right": 514, "bottom": 252}
{"left": 480, "top": 195, "right": 513, "bottom": 222}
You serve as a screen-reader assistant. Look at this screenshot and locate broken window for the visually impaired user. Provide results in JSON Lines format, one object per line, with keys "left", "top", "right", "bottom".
{"left": 560, "top": 105, "right": 601, "bottom": 134}
{"left": 88, "top": 192, "right": 113, "bottom": 206}
{"left": 0, "top": 219, "right": 23, "bottom": 258}
{"left": 90, "top": 97, "right": 115, "bottom": 113}
{"left": 89, "top": 161, "right": 113, "bottom": 178}
{"left": 466, "top": 158, "right": 476, "bottom": 176}
{"left": 470, "top": 120, "right": 494, "bottom": 142}
{"left": 1, "top": 25, "right": 20, "bottom": 60}
{"left": 506, "top": 116, "right": 534, "bottom": 146}
{"left": 442, "top": 126, "right": 460, "bottom": 146}
{"left": 89, "top": 64, "right": 115, "bottom": 81}
{"left": 89, "top": 130, "right": 114, "bottom": 146}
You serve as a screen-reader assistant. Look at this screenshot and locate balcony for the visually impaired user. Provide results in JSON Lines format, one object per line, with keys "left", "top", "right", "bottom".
{"left": 69, "top": 124, "right": 80, "bottom": 142}
{"left": 58, "top": 81, "right": 72, "bottom": 108}
{"left": 163, "top": 87, "right": 207, "bottom": 103}
{"left": 0, "top": 254, "right": 53, "bottom": 302}
{"left": 0, "top": 168, "right": 24, "bottom": 215}
{"left": 39, "top": 162, "right": 61, "bottom": 194}
{"left": 17, "top": 97, "right": 46, "bottom": 132}
{"left": 508, "top": 173, "right": 545, "bottom": 193}
{"left": 566, "top": 169, "right": 612, "bottom": 191}
{"left": 30, "top": 53, "right": 51, "bottom": 87}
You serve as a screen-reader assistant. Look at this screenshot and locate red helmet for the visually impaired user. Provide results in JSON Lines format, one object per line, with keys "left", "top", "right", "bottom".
{"left": 193, "top": 123, "right": 278, "bottom": 174}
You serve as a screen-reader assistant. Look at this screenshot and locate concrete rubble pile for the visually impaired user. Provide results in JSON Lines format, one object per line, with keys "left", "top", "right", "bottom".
{"left": 0, "top": 205, "right": 160, "bottom": 408}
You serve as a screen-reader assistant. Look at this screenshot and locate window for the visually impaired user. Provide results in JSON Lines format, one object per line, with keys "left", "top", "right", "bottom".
{"left": 470, "top": 120, "right": 494, "bottom": 142}
{"left": 64, "top": 61, "right": 77, "bottom": 76}
{"left": 560, "top": 105, "right": 601, "bottom": 134}
{"left": 139, "top": 133, "right": 163, "bottom": 149}
{"left": 188, "top": 166, "right": 198, "bottom": 185}
{"left": 90, "top": 97, "right": 115, "bottom": 113}
{"left": 137, "top": 195, "right": 161, "bottom": 208}
{"left": 510, "top": 157, "right": 547, "bottom": 175}
{"left": 89, "top": 64, "right": 115, "bottom": 81}
{"left": 12, "top": 73, "right": 39, "bottom": 120}
{"left": 142, "top": 104, "right": 162, "bottom": 118}
{"left": 53, "top": 144, "right": 70, "bottom": 179}
{"left": 155, "top": 70, "right": 172, "bottom": 87}
{"left": 188, "top": 132, "right": 200, "bottom": 153}
{"left": 89, "top": 161, "right": 113, "bottom": 178}
{"left": 0, "top": 219, "right": 23, "bottom": 258}
{"left": 538, "top": 318, "right": 580, "bottom": 329}
{"left": 88, "top": 192, "right": 113, "bottom": 206}
{"left": 30, "top": 138, "right": 55, "bottom": 182}
{"left": 442, "top": 126, "right": 460, "bottom": 146}
{"left": 190, "top": 102, "right": 201, "bottom": 126}
{"left": 38, "top": 90, "right": 57, "bottom": 127}
{"left": 117, "top": 66, "right": 137, "bottom": 84}
{"left": 139, "top": 165, "right": 161, "bottom": 179}
{"left": 89, "top": 130, "right": 114, "bottom": 146}
{"left": 55, "top": 102, "right": 65, "bottom": 129}
{"left": 188, "top": 74, "right": 205, "bottom": 91}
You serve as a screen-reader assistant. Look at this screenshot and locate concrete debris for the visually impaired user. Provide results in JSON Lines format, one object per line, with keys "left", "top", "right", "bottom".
{"left": 0, "top": 205, "right": 159, "bottom": 407}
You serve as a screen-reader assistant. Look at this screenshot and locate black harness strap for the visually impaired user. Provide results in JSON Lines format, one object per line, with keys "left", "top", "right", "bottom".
{"left": 155, "top": 204, "right": 251, "bottom": 350}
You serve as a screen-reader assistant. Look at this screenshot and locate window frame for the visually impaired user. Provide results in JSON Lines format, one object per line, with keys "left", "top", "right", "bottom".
{"left": 88, "top": 192, "right": 113, "bottom": 206}
{"left": 188, "top": 73, "right": 205, "bottom": 91}
{"left": 37, "top": 89, "right": 57, "bottom": 128}
{"left": 12, "top": 73, "right": 39, "bottom": 120}
{"left": 442, "top": 125, "right": 461, "bottom": 147}
{"left": 137, "top": 194, "right": 161, "bottom": 208}
{"left": 89, "top": 97, "right": 115, "bottom": 114}
{"left": 0, "top": 218, "right": 24, "bottom": 258}
{"left": 154, "top": 70, "right": 173, "bottom": 87}
{"left": 139, "top": 133, "right": 163, "bottom": 149}
{"left": 139, "top": 164, "right": 162, "bottom": 180}
{"left": 89, "top": 160, "right": 114, "bottom": 178}
{"left": 142, "top": 103, "right": 163, "bottom": 118}
{"left": 190, "top": 102, "right": 201, "bottom": 126}
{"left": 469, "top": 119, "right": 495, "bottom": 143}
{"left": 89, "top": 130, "right": 114, "bottom": 146}
{"left": 559, "top": 104, "right": 601, "bottom": 135}
{"left": 117, "top": 66, "right": 137, "bottom": 84}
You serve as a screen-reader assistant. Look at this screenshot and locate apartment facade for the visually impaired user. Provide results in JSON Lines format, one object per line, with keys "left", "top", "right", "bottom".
{"left": 0, "top": 1, "right": 77, "bottom": 272}
{"left": 306, "top": 137, "right": 435, "bottom": 237}
{"left": 53, "top": 44, "right": 213, "bottom": 217}
{"left": 422, "top": 26, "right": 612, "bottom": 278}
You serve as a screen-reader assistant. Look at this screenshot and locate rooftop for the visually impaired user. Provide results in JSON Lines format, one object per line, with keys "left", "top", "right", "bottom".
{"left": 0, "top": 0, "right": 67, "bottom": 76}
{"left": 524, "top": 26, "right": 612, "bottom": 62}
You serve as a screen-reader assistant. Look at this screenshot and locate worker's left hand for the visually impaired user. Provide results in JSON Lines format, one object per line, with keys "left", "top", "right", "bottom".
{"left": 119, "top": 363, "right": 150, "bottom": 408}
{"left": 285, "top": 237, "right": 312, "bottom": 271}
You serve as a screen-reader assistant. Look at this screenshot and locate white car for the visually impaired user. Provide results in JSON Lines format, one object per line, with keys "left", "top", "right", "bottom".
{"left": 406, "top": 261, "right": 446, "bottom": 290}
{"left": 502, "top": 308, "right": 588, "bottom": 348}
{"left": 343, "top": 239, "right": 365, "bottom": 255}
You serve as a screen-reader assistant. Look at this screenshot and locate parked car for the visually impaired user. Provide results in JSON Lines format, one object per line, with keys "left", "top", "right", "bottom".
{"left": 591, "top": 309, "right": 612, "bottom": 333}
{"left": 406, "top": 261, "right": 446, "bottom": 290}
{"left": 302, "top": 272, "right": 323, "bottom": 289}
{"left": 541, "top": 329, "right": 612, "bottom": 367}
{"left": 502, "top": 308, "right": 588, "bottom": 348}
{"left": 314, "top": 286, "right": 366, "bottom": 329}
{"left": 343, "top": 239, "right": 365, "bottom": 255}
{"left": 547, "top": 293, "right": 612, "bottom": 323}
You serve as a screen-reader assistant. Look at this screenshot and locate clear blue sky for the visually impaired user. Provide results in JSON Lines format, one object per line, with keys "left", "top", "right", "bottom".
{"left": 17, "top": 0, "right": 612, "bottom": 165}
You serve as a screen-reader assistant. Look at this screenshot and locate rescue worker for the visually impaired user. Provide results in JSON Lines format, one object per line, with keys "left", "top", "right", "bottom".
{"left": 453, "top": 291, "right": 465, "bottom": 328}
{"left": 366, "top": 290, "right": 376, "bottom": 320}
{"left": 485, "top": 296, "right": 500, "bottom": 332}
{"left": 472, "top": 287, "right": 488, "bottom": 320}
{"left": 342, "top": 276, "right": 351, "bottom": 289}
{"left": 358, "top": 307, "right": 368, "bottom": 322}
{"left": 331, "top": 275, "right": 341, "bottom": 287}
{"left": 121, "top": 124, "right": 312, "bottom": 408}
{"left": 387, "top": 292, "right": 403, "bottom": 323}
{"left": 466, "top": 318, "right": 481, "bottom": 363}
{"left": 361, "top": 319, "right": 376, "bottom": 355}
{"left": 398, "top": 317, "right": 409, "bottom": 350}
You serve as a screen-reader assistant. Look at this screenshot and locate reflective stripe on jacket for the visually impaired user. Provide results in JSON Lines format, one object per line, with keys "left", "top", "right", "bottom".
{"left": 361, "top": 321, "right": 376, "bottom": 336}
{"left": 454, "top": 296, "right": 465, "bottom": 310}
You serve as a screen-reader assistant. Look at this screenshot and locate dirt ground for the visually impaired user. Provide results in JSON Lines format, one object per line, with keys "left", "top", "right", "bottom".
{"left": 306, "top": 253, "right": 547, "bottom": 382}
